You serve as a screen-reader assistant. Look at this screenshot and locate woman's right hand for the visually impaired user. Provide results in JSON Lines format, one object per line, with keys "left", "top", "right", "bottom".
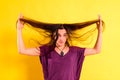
{"left": 17, "top": 14, "right": 24, "bottom": 30}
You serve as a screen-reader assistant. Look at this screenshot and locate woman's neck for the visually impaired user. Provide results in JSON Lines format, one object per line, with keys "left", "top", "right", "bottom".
{"left": 56, "top": 44, "right": 66, "bottom": 50}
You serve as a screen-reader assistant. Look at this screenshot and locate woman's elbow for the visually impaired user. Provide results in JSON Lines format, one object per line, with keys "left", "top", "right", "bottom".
{"left": 95, "top": 49, "right": 101, "bottom": 54}
{"left": 18, "top": 48, "right": 25, "bottom": 54}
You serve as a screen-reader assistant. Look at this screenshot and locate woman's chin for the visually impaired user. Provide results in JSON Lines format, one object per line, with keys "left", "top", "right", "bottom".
{"left": 56, "top": 43, "right": 63, "bottom": 47}
{"left": 59, "top": 44, "right": 65, "bottom": 47}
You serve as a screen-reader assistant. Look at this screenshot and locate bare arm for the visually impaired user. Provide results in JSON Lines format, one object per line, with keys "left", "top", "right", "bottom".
{"left": 84, "top": 15, "right": 102, "bottom": 56}
{"left": 17, "top": 14, "right": 40, "bottom": 56}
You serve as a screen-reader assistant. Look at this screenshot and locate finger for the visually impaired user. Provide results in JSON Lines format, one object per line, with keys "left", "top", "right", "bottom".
{"left": 98, "top": 15, "right": 102, "bottom": 26}
{"left": 18, "top": 13, "right": 24, "bottom": 19}
{"left": 98, "top": 15, "right": 101, "bottom": 20}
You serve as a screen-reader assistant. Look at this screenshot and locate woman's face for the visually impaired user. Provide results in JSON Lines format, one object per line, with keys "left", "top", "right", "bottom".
{"left": 56, "top": 29, "right": 68, "bottom": 47}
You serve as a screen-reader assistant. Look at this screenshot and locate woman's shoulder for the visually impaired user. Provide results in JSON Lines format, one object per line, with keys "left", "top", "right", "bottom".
{"left": 70, "top": 46, "right": 83, "bottom": 49}
{"left": 39, "top": 45, "right": 54, "bottom": 56}
{"left": 40, "top": 45, "right": 54, "bottom": 49}
{"left": 70, "top": 46, "right": 85, "bottom": 55}
{"left": 70, "top": 46, "right": 85, "bottom": 51}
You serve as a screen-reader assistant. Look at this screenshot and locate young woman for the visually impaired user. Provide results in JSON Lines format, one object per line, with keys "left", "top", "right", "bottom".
{"left": 17, "top": 14, "right": 103, "bottom": 80}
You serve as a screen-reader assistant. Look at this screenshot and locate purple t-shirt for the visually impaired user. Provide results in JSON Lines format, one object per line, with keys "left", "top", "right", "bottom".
{"left": 39, "top": 45, "right": 85, "bottom": 80}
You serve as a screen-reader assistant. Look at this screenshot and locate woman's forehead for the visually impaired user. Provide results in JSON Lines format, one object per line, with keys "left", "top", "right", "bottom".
{"left": 58, "top": 29, "right": 67, "bottom": 33}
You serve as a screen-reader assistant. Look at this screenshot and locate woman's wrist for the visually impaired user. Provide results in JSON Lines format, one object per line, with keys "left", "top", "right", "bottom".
{"left": 17, "top": 27, "right": 23, "bottom": 31}
{"left": 98, "top": 29, "right": 102, "bottom": 34}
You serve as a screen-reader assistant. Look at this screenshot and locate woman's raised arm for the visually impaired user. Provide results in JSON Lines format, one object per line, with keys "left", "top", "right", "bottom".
{"left": 17, "top": 14, "right": 40, "bottom": 56}
{"left": 84, "top": 15, "right": 102, "bottom": 56}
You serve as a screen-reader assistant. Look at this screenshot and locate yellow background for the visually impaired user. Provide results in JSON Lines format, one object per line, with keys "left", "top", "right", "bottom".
{"left": 0, "top": 0, "right": 120, "bottom": 80}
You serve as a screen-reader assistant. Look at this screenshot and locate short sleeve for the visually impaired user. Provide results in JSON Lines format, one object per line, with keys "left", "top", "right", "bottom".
{"left": 77, "top": 47, "right": 85, "bottom": 57}
{"left": 75, "top": 47, "right": 85, "bottom": 79}
{"left": 39, "top": 45, "right": 45, "bottom": 56}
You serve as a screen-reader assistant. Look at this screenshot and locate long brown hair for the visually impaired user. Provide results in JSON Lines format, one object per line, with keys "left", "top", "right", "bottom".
{"left": 19, "top": 17, "right": 104, "bottom": 46}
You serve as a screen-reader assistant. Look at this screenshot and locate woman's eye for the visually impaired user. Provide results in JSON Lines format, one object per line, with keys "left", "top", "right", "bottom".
{"left": 64, "top": 34, "right": 67, "bottom": 37}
